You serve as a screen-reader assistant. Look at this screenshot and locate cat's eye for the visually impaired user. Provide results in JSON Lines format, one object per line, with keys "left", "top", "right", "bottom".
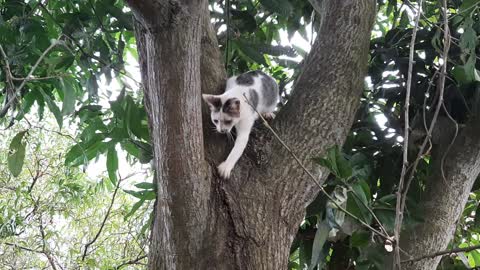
{"left": 224, "top": 120, "right": 232, "bottom": 125}
{"left": 213, "top": 120, "right": 219, "bottom": 124}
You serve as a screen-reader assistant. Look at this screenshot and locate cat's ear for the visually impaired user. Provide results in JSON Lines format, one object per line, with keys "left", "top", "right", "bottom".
{"left": 202, "top": 94, "right": 221, "bottom": 111}
{"left": 223, "top": 98, "right": 240, "bottom": 117}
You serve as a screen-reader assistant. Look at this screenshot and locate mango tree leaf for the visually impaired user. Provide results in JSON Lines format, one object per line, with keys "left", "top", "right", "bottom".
{"left": 235, "top": 40, "right": 268, "bottom": 66}
{"left": 259, "top": 0, "right": 293, "bottom": 17}
{"left": 134, "top": 182, "right": 156, "bottom": 190}
{"left": 7, "top": 131, "right": 27, "bottom": 177}
{"left": 60, "top": 77, "right": 76, "bottom": 116}
{"left": 459, "top": 0, "right": 479, "bottom": 16}
{"left": 106, "top": 147, "right": 118, "bottom": 185}
{"left": 124, "top": 199, "right": 145, "bottom": 221}
{"left": 350, "top": 230, "right": 371, "bottom": 248}
{"left": 347, "top": 181, "right": 372, "bottom": 224}
{"left": 399, "top": 10, "right": 410, "bottom": 28}
{"left": 39, "top": 89, "right": 63, "bottom": 129}
{"left": 123, "top": 189, "right": 156, "bottom": 200}
{"left": 308, "top": 221, "right": 330, "bottom": 270}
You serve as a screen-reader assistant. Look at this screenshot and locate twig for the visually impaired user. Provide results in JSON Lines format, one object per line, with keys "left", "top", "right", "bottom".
{"left": 0, "top": 40, "right": 62, "bottom": 117}
{"left": 38, "top": 2, "right": 141, "bottom": 86}
{"left": 0, "top": 44, "right": 17, "bottom": 117}
{"left": 439, "top": 102, "right": 459, "bottom": 182}
{"left": 81, "top": 173, "right": 138, "bottom": 261}
{"left": 11, "top": 74, "right": 69, "bottom": 81}
{"left": 396, "top": 1, "right": 451, "bottom": 268}
{"left": 3, "top": 242, "right": 43, "bottom": 254}
{"left": 349, "top": 189, "right": 390, "bottom": 238}
{"left": 39, "top": 218, "right": 59, "bottom": 270}
{"left": 393, "top": 1, "right": 423, "bottom": 268}
{"left": 401, "top": 244, "right": 480, "bottom": 264}
{"left": 242, "top": 94, "right": 390, "bottom": 241}
{"left": 114, "top": 255, "right": 148, "bottom": 269}
{"left": 81, "top": 173, "right": 123, "bottom": 261}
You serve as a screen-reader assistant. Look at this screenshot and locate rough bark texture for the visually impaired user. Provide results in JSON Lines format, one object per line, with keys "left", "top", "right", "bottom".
{"left": 127, "top": 0, "right": 376, "bottom": 269}
{"left": 401, "top": 115, "right": 480, "bottom": 270}
{"left": 129, "top": 1, "right": 210, "bottom": 269}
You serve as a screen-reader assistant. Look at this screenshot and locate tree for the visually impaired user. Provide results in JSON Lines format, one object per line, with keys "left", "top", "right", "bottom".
{"left": 126, "top": 0, "right": 375, "bottom": 269}
{"left": 2, "top": 0, "right": 480, "bottom": 269}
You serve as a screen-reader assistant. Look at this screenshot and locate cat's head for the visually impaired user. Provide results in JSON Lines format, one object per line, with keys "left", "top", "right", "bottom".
{"left": 202, "top": 94, "right": 241, "bottom": 133}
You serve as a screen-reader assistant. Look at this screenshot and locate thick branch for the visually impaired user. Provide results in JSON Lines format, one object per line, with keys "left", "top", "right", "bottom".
{"left": 270, "top": 0, "right": 376, "bottom": 213}
{"left": 401, "top": 115, "right": 480, "bottom": 270}
{"left": 402, "top": 244, "right": 480, "bottom": 264}
{"left": 220, "top": 1, "right": 376, "bottom": 268}
{"left": 125, "top": 0, "right": 187, "bottom": 30}
{"left": 130, "top": 1, "right": 212, "bottom": 269}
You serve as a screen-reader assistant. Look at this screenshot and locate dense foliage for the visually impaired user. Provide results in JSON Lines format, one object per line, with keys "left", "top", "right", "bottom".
{"left": 0, "top": 0, "right": 479, "bottom": 269}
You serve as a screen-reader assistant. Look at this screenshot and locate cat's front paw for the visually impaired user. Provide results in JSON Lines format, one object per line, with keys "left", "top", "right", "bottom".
{"left": 218, "top": 161, "right": 234, "bottom": 179}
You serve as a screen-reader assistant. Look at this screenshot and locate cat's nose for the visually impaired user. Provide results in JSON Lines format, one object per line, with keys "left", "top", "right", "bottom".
{"left": 220, "top": 128, "right": 228, "bottom": 133}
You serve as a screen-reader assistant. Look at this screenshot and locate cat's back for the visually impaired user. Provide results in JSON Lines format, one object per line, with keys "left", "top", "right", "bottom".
{"left": 226, "top": 71, "right": 279, "bottom": 109}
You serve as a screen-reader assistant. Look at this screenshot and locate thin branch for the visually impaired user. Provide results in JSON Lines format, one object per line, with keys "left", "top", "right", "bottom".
{"left": 38, "top": 2, "right": 141, "bottom": 86}
{"left": 242, "top": 94, "right": 390, "bottom": 241}
{"left": 0, "top": 40, "right": 62, "bottom": 117}
{"left": 348, "top": 189, "right": 390, "bottom": 238}
{"left": 39, "top": 218, "right": 59, "bottom": 270}
{"left": 439, "top": 102, "right": 459, "bottom": 182}
{"left": 81, "top": 173, "right": 139, "bottom": 261}
{"left": 396, "top": 1, "right": 451, "bottom": 268}
{"left": 401, "top": 244, "right": 480, "bottom": 264}
{"left": 393, "top": 1, "right": 423, "bottom": 268}
{"left": 3, "top": 242, "right": 43, "bottom": 254}
{"left": 114, "top": 255, "right": 148, "bottom": 269}
{"left": 81, "top": 175, "right": 123, "bottom": 261}
{"left": 10, "top": 74, "right": 69, "bottom": 81}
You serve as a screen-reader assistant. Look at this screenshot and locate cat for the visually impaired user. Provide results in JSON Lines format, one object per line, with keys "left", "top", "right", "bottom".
{"left": 202, "top": 70, "right": 279, "bottom": 179}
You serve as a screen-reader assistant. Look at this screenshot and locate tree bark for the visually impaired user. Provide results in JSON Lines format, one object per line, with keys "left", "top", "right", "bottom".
{"left": 401, "top": 115, "right": 480, "bottom": 270}
{"left": 129, "top": 1, "right": 210, "bottom": 269}
{"left": 127, "top": 0, "right": 376, "bottom": 269}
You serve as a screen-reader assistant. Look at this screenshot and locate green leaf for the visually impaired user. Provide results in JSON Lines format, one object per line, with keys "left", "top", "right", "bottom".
{"left": 54, "top": 54, "right": 74, "bottom": 70}
{"left": 474, "top": 204, "right": 480, "bottom": 229}
{"left": 313, "top": 146, "right": 352, "bottom": 180}
{"left": 399, "top": 10, "right": 410, "bottom": 28}
{"left": 7, "top": 131, "right": 27, "bottom": 177}
{"left": 350, "top": 230, "right": 371, "bottom": 248}
{"left": 347, "top": 181, "right": 372, "bottom": 224}
{"left": 134, "top": 182, "right": 156, "bottom": 190}
{"left": 235, "top": 40, "right": 268, "bottom": 66}
{"left": 259, "top": 0, "right": 293, "bottom": 17}
{"left": 308, "top": 221, "right": 330, "bottom": 270}
{"left": 60, "top": 77, "right": 76, "bottom": 116}
{"left": 87, "top": 73, "right": 99, "bottom": 100}
{"left": 123, "top": 189, "right": 156, "bottom": 200}
{"left": 124, "top": 199, "right": 145, "bottom": 221}
{"left": 459, "top": 0, "right": 479, "bottom": 16}
{"left": 106, "top": 147, "right": 118, "bottom": 185}
{"left": 40, "top": 89, "right": 63, "bottom": 129}
{"left": 460, "top": 20, "right": 477, "bottom": 53}
{"left": 452, "top": 56, "right": 480, "bottom": 85}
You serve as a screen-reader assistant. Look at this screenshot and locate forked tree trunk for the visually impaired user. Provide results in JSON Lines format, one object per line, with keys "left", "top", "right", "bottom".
{"left": 402, "top": 116, "right": 480, "bottom": 270}
{"left": 127, "top": 0, "right": 375, "bottom": 269}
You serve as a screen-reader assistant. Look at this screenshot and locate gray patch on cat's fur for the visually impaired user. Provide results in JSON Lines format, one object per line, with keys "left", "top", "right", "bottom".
{"left": 249, "top": 89, "right": 259, "bottom": 110}
{"left": 206, "top": 96, "right": 222, "bottom": 112}
{"left": 222, "top": 98, "right": 240, "bottom": 117}
{"left": 236, "top": 72, "right": 254, "bottom": 85}
{"left": 261, "top": 76, "right": 278, "bottom": 107}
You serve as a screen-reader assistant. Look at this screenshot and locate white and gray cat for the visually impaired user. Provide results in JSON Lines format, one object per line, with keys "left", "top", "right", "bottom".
{"left": 203, "top": 70, "right": 279, "bottom": 178}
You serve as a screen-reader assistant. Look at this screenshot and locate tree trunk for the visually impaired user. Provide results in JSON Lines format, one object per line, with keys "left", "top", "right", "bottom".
{"left": 401, "top": 115, "right": 480, "bottom": 270}
{"left": 127, "top": 0, "right": 376, "bottom": 269}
